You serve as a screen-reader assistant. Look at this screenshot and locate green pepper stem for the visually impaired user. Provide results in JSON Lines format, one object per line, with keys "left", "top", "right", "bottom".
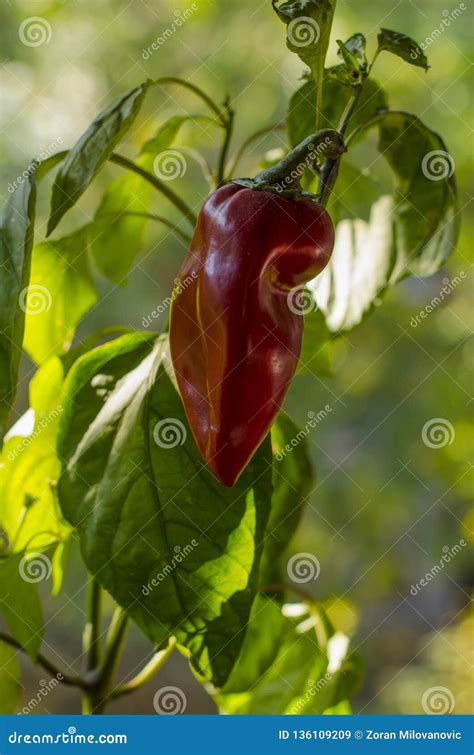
{"left": 110, "top": 638, "right": 177, "bottom": 698}
{"left": 254, "top": 129, "right": 345, "bottom": 192}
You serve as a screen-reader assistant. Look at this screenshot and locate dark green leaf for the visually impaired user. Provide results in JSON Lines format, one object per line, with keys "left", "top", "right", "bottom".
{"left": 47, "top": 82, "right": 150, "bottom": 235}
{"left": 216, "top": 597, "right": 362, "bottom": 713}
{"left": 273, "top": 0, "right": 336, "bottom": 82}
{"left": 57, "top": 334, "right": 273, "bottom": 686}
{"left": 139, "top": 115, "right": 190, "bottom": 156}
{"left": 377, "top": 28, "right": 429, "bottom": 70}
{"left": 335, "top": 39, "right": 364, "bottom": 84}
{"left": 0, "top": 641, "right": 21, "bottom": 713}
{"left": 0, "top": 552, "right": 44, "bottom": 660}
{"left": 23, "top": 227, "right": 97, "bottom": 363}
{"left": 310, "top": 112, "right": 458, "bottom": 331}
{"left": 0, "top": 174, "right": 36, "bottom": 442}
{"left": 260, "top": 414, "right": 314, "bottom": 583}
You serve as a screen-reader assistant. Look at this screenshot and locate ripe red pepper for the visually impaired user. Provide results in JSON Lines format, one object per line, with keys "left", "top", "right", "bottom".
{"left": 170, "top": 182, "right": 334, "bottom": 486}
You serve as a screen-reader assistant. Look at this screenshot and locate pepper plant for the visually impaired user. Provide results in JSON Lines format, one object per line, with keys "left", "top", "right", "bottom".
{"left": 0, "top": 0, "right": 458, "bottom": 714}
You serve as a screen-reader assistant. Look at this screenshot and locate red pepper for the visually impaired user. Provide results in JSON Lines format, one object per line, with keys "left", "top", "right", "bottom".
{"left": 170, "top": 182, "right": 334, "bottom": 486}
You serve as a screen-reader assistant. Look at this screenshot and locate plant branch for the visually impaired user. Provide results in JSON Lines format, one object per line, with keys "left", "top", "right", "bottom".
{"left": 110, "top": 638, "right": 177, "bottom": 699}
{"left": 216, "top": 98, "right": 235, "bottom": 188}
{"left": 109, "top": 153, "right": 197, "bottom": 228}
{"left": 0, "top": 631, "right": 90, "bottom": 689}
{"left": 83, "top": 578, "right": 102, "bottom": 673}
{"left": 153, "top": 77, "right": 227, "bottom": 126}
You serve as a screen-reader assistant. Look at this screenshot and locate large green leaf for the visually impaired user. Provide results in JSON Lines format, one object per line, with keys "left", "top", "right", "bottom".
{"left": 23, "top": 228, "right": 97, "bottom": 364}
{"left": 261, "top": 414, "right": 314, "bottom": 583}
{"left": 0, "top": 175, "right": 36, "bottom": 442}
{"left": 0, "top": 552, "right": 43, "bottom": 661}
{"left": 0, "top": 357, "right": 68, "bottom": 554}
{"left": 57, "top": 334, "right": 273, "bottom": 686}
{"left": 0, "top": 641, "right": 21, "bottom": 713}
{"left": 287, "top": 77, "right": 388, "bottom": 147}
{"left": 309, "top": 112, "right": 458, "bottom": 331}
{"left": 216, "top": 597, "right": 362, "bottom": 713}
{"left": 47, "top": 82, "right": 150, "bottom": 235}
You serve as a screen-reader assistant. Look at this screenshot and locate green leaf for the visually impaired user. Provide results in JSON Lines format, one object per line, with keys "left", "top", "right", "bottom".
{"left": 0, "top": 174, "right": 37, "bottom": 442}
{"left": 261, "top": 414, "right": 314, "bottom": 583}
{"left": 47, "top": 82, "right": 150, "bottom": 235}
{"left": 310, "top": 112, "right": 458, "bottom": 332}
{"left": 23, "top": 228, "right": 97, "bottom": 364}
{"left": 57, "top": 334, "right": 273, "bottom": 687}
{"left": 139, "top": 115, "right": 190, "bottom": 157}
{"left": 0, "top": 552, "right": 44, "bottom": 660}
{"left": 377, "top": 28, "right": 429, "bottom": 70}
{"left": 298, "top": 308, "right": 333, "bottom": 376}
{"left": 0, "top": 357, "right": 68, "bottom": 553}
{"left": 287, "top": 77, "right": 387, "bottom": 147}
{"left": 216, "top": 597, "right": 362, "bottom": 713}
{"left": 0, "top": 641, "right": 21, "bottom": 713}
{"left": 273, "top": 0, "right": 336, "bottom": 82}
{"left": 91, "top": 115, "right": 190, "bottom": 285}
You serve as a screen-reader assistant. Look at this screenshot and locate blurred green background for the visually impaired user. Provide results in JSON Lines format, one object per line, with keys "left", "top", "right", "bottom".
{"left": 0, "top": 0, "right": 472, "bottom": 714}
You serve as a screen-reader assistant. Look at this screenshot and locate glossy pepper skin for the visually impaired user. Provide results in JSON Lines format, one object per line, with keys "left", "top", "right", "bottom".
{"left": 170, "top": 183, "right": 334, "bottom": 487}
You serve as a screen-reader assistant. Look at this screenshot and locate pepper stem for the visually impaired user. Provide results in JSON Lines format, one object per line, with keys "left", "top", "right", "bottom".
{"left": 250, "top": 129, "right": 345, "bottom": 197}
